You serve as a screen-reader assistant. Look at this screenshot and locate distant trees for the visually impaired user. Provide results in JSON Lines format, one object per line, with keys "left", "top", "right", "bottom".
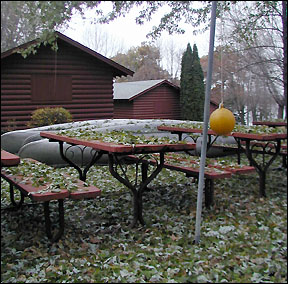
{"left": 1, "top": 1, "right": 104, "bottom": 53}
{"left": 201, "top": 47, "right": 276, "bottom": 124}
{"left": 217, "top": 1, "right": 287, "bottom": 120}
{"left": 180, "top": 43, "right": 205, "bottom": 121}
{"left": 180, "top": 44, "right": 194, "bottom": 120}
{"left": 111, "top": 42, "right": 170, "bottom": 82}
{"left": 198, "top": 1, "right": 287, "bottom": 123}
{"left": 80, "top": 23, "right": 126, "bottom": 58}
{"left": 156, "top": 38, "right": 185, "bottom": 85}
{"left": 1, "top": 1, "right": 42, "bottom": 52}
{"left": 191, "top": 44, "right": 205, "bottom": 120}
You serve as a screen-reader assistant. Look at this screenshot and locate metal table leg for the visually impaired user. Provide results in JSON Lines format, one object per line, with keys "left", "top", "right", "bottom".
{"left": 108, "top": 152, "right": 165, "bottom": 227}
{"left": 57, "top": 141, "right": 104, "bottom": 181}
{"left": 9, "top": 183, "right": 25, "bottom": 209}
{"left": 238, "top": 139, "right": 281, "bottom": 197}
{"left": 44, "top": 200, "right": 65, "bottom": 242}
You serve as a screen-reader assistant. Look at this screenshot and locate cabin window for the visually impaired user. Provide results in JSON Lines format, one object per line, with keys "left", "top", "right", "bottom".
{"left": 32, "top": 74, "right": 72, "bottom": 102}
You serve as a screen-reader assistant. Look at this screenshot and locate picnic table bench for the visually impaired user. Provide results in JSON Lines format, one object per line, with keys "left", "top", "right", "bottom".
{"left": 1, "top": 152, "right": 101, "bottom": 242}
{"left": 125, "top": 153, "right": 256, "bottom": 208}
{"left": 1, "top": 149, "right": 20, "bottom": 167}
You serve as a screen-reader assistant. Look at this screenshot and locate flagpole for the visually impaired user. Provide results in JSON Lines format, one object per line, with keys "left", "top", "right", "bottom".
{"left": 194, "top": 1, "right": 217, "bottom": 244}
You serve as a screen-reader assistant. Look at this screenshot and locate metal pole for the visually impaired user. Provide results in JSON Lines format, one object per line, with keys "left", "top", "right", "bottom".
{"left": 194, "top": 1, "right": 217, "bottom": 244}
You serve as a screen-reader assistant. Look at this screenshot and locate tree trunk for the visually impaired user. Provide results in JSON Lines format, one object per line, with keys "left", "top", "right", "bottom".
{"left": 278, "top": 105, "right": 284, "bottom": 119}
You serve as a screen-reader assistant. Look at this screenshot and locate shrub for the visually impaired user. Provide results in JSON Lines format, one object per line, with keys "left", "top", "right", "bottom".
{"left": 2, "top": 118, "right": 18, "bottom": 134}
{"left": 28, "top": 107, "right": 72, "bottom": 127}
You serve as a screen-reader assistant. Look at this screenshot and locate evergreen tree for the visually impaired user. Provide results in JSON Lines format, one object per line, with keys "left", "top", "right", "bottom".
{"left": 180, "top": 43, "right": 205, "bottom": 121}
{"left": 191, "top": 44, "right": 205, "bottom": 121}
{"left": 180, "top": 43, "right": 194, "bottom": 120}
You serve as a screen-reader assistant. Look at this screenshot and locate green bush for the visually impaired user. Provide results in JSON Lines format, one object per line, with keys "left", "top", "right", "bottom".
{"left": 28, "top": 107, "right": 72, "bottom": 127}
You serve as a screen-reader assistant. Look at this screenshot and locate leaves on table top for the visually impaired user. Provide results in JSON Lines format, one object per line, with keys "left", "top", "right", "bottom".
{"left": 55, "top": 129, "right": 183, "bottom": 145}
{"left": 160, "top": 122, "right": 287, "bottom": 135}
{"left": 3, "top": 159, "right": 79, "bottom": 192}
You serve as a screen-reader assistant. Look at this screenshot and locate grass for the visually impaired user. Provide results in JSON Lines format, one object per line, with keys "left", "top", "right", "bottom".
{"left": 1, "top": 154, "right": 287, "bottom": 283}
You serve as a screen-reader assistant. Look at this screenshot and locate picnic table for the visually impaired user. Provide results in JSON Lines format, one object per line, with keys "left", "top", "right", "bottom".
{"left": 157, "top": 125, "right": 287, "bottom": 197}
{"left": 40, "top": 131, "right": 196, "bottom": 227}
{"left": 1, "top": 149, "right": 101, "bottom": 241}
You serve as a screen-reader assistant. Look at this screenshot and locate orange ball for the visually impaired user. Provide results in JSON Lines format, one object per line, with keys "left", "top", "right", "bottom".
{"left": 209, "top": 104, "right": 235, "bottom": 135}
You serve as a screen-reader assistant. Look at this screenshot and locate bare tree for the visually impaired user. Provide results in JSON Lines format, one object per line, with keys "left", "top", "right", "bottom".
{"left": 156, "top": 37, "right": 184, "bottom": 84}
{"left": 80, "top": 23, "right": 126, "bottom": 58}
{"left": 221, "top": 1, "right": 286, "bottom": 119}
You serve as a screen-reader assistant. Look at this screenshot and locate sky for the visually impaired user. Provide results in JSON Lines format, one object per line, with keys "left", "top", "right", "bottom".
{"left": 62, "top": 2, "right": 212, "bottom": 59}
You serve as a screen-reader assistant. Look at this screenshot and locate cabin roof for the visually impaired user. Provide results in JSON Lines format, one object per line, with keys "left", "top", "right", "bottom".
{"left": 113, "top": 79, "right": 180, "bottom": 101}
{"left": 1, "top": 31, "right": 134, "bottom": 78}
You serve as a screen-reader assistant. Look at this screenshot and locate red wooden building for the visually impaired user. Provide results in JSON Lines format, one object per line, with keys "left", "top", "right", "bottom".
{"left": 113, "top": 79, "right": 182, "bottom": 119}
{"left": 113, "top": 79, "right": 219, "bottom": 119}
{"left": 1, "top": 31, "right": 133, "bottom": 131}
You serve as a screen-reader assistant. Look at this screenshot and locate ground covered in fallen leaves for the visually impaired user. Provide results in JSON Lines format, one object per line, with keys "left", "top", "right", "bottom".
{"left": 1, "top": 154, "right": 287, "bottom": 283}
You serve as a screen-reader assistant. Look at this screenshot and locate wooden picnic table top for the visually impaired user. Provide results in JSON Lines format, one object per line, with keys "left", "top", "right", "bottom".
{"left": 1, "top": 149, "right": 20, "bottom": 167}
{"left": 253, "top": 121, "right": 287, "bottom": 127}
{"left": 40, "top": 131, "right": 196, "bottom": 154}
{"left": 157, "top": 125, "right": 287, "bottom": 141}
